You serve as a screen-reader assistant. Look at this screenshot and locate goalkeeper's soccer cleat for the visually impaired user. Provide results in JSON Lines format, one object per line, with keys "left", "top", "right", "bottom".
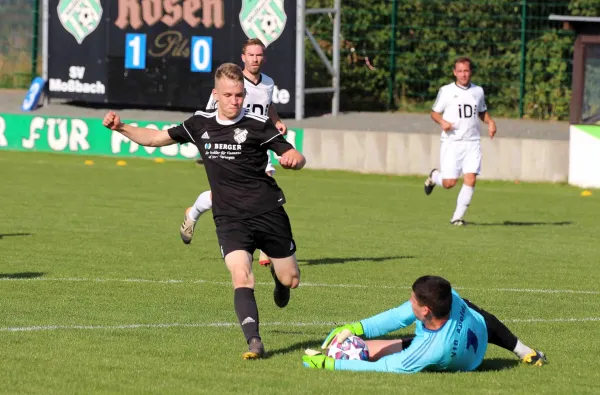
{"left": 521, "top": 350, "right": 547, "bottom": 366}
{"left": 258, "top": 250, "right": 271, "bottom": 267}
{"left": 302, "top": 354, "right": 335, "bottom": 370}
{"left": 321, "top": 322, "right": 364, "bottom": 349}
{"left": 424, "top": 169, "right": 437, "bottom": 195}
{"left": 270, "top": 265, "right": 290, "bottom": 308}
{"left": 242, "top": 337, "right": 265, "bottom": 360}
{"left": 180, "top": 207, "right": 196, "bottom": 244}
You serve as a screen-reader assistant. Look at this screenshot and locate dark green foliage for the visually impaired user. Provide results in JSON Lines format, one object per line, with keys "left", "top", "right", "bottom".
{"left": 304, "top": 0, "right": 589, "bottom": 120}
{"left": 524, "top": 31, "right": 573, "bottom": 120}
{"left": 568, "top": 0, "right": 600, "bottom": 16}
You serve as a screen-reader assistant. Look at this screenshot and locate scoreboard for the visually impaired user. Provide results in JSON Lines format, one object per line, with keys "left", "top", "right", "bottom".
{"left": 47, "top": 0, "right": 296, "bottom": 113}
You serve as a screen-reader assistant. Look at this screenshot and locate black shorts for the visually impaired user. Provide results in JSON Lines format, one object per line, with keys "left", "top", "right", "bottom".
{"left": 215, "top": 206, "right": 297, "bottom": 259}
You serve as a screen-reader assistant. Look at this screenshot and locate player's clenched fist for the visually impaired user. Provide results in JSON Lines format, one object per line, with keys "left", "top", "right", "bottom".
{"left": 275, "top": 120, "right": 287, "bottom": 135}
{"left": 440, "top": 119, "right": 455, "bottom": 132}
{"left": 103, "top": 111, "right": 123, "bottom": 131}
{"left": 279, "top": 149, "right": 305, "bottom": 170}
{"left": 488, "top": 120, "right": 497, "bottom": 139}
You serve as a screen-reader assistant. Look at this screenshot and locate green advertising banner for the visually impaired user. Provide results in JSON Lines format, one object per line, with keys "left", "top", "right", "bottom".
{"left": 0, "top": 113, "right": 303, "bottom": 164}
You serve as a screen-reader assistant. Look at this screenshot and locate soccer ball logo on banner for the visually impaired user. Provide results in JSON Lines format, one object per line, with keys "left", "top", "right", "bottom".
{"left": 239, "top": 0, "right": 287, "bottom": 47}
{"left": 57, "top": 0, "right": 103, "bottom": 44}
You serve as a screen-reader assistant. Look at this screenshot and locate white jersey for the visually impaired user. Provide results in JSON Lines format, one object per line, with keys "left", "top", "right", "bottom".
{"left": 206, "top": 73, "right": 274, "bottom": 117}
{"left": 432, "top": 82, "right": 487, "bottom": 141}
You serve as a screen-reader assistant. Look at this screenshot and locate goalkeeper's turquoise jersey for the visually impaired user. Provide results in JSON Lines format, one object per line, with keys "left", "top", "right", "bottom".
{"left": 335, "top": 290, "right": 488, "bottom": 373}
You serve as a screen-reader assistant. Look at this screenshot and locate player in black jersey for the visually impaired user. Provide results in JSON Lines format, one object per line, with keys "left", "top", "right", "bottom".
{"left": 102, "top": 63, "right": 305, "bottom": 360}
{"left": 182, "top": 38, "right": 287, "bottom": 268}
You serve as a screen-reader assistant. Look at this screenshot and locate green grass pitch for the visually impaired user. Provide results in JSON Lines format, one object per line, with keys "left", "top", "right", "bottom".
{"left": 1, "top": 151, "right": 599, "bottom": 394}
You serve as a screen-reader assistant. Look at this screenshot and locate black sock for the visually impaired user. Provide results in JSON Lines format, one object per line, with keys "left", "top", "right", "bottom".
{"left": 463, "top": 298, "right": 517, "bottom": 351}
{"left": 234, "top": 287, "right": 260, "bottom": 343}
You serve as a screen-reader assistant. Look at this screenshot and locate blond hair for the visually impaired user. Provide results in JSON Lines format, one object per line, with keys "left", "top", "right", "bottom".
{"left": 242, "top": 38, "right": 265, "bottom": 54}
{"left": 214, "top": 63, "right": 244, "bottom": 84}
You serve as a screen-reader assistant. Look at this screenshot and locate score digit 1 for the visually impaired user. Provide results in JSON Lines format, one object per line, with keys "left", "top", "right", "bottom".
{"left": 125, "top": 33, "right": 146, "bottom": 69}
{"left": 191, "top": 37, "right": 212, "bottom": 72}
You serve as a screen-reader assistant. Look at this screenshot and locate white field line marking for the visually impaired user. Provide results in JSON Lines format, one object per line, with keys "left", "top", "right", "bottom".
{"left": 1, "top": 276, "right": 599, "bottom": 295}
{"left": 0, "top": 321, "right": 337, "bottom": 332}
{"left": 2, "top": 317, "right": 600, "bottom": 333}
{"left": 506, "top": 317, "right": 600, "bottom": 323}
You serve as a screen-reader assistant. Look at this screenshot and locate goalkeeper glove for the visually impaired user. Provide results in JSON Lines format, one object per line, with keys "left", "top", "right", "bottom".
{"left": 321, "top": 321, "right": 364, "bottom": 349}
{"left": 302, "top": 352, "right": 335, "bottom": 370}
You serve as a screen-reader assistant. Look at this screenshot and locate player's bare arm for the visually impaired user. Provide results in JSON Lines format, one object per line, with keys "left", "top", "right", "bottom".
{"left": 478, "top": 111, "right": 497, "bottom": 139}
{"left": 102, "top": 111, "right": 176, "bottom": 147}
{"left": 279, "top": 149, "right": 305, "bottom": 170}
{"left": 268, "top": 104, "right": 287, "bottom": 135}
{"left": 430, "top": 111, "right": 454, "bottom": 132}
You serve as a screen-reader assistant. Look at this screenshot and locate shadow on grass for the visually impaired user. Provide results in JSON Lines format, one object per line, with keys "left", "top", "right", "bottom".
{"left": 476, "top": 358, "right": 520, "bottom": 372}
{"left": 266, "top": 338, "right": 323, "bottom": 359}
{"left": 468, "top": 221, "right": 572, "bottom": 226}
{"left": 422, "top": 358, "right": 520, "bottom": 375}
{"left": 0, "top": 233, "right": 33, "bottom": 239}
{"left": 0, "top": 272, "right": 45, "bottom": 279}
{"left": 298, "top": 256, "right": 414, "bottom": 266}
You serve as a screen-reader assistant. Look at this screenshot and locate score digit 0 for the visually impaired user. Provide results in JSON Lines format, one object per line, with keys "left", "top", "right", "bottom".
{"left": 191, "top": 37, "right": 213, "bottom": 72}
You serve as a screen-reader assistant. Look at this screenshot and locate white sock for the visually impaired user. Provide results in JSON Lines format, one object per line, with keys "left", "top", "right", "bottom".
{"left": 432, "top": 170, "right": 443, "bottom": 187}
{"left": 451, "top": 184, "right": 474, "bottom": 221}
{"left": 513, "top": 340, "right": 534, "bottom": 359}
{"left": 189, "top": 191, "right": 212, "bottom": 221}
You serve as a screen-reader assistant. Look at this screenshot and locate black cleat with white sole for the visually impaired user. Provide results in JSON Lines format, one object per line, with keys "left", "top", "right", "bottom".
{"left": 424, "top": 169, "right": 437, "bottom": 195}
{"left": 270, "top": 265, "right": 290, "bottom": 308}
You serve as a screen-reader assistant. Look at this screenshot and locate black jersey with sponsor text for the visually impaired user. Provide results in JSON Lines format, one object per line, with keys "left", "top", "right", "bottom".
{"left": 168, "top": 109, "right": 294, "bottom": 219}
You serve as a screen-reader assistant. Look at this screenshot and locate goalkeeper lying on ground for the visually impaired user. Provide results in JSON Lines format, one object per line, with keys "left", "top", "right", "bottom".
{"left": 303, "top": 275, "right": 547, "bottom": 373}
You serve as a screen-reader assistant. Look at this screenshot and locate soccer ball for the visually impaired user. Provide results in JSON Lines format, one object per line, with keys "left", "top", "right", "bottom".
{"left": 327, "top": 335, "right": 369, "bottom": 361}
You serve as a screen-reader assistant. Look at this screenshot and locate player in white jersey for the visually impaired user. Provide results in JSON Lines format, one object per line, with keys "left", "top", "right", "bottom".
{"left": 424, "top": 57, "right": 497, "bottom": 225}
{"left": 180, "top": 39, "right": 287, "bottom": 266}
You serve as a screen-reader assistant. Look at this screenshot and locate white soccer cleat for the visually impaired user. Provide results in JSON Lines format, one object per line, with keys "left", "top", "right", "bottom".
{"left": 180, "top": 207, "right": 196, "bottom": 244}
{"left": 450, "top": 219, "right": 466, "bottom": 226}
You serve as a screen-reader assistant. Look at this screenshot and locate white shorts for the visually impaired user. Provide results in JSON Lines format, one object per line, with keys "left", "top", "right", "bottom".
{"left": 266, "top": 152, "right": 276, "bottom": 175}
{"left": 440, "top": 140, "right": 481, "bottom": 179}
